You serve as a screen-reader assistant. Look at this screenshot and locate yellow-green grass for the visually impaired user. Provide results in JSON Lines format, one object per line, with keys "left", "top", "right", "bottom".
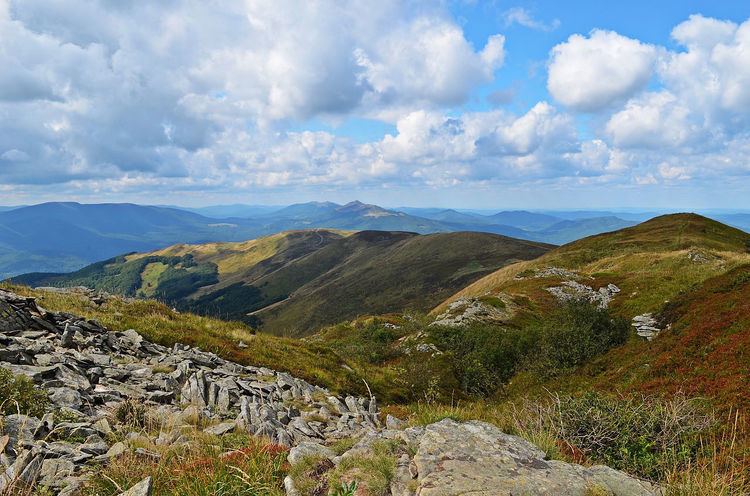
{"left": 137, "top": 261, "right": 168, "bottom": 297}
{"left": 0, "top": 284, "right": 406, "bottom": 402}
{"left": 80, "top": 429, "right": 287, "bottom": 496}
{"left": 128, "top": 229, "right": 352, "bottom": 278}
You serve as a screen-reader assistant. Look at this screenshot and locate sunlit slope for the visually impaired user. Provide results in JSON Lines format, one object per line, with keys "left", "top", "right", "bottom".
{"left": 12, "top": 229, "right": 551, "bottom": 336}
{"left": 435, "top": 213, "right": 750, "bottom": 319}
{"left": 252, "top": 231, "right": 551, "bottom": 336}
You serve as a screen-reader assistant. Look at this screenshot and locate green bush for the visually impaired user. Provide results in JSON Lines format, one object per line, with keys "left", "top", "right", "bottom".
{"left": 0, "top": 368, "right": 49, "bottom": 417}
{"left": 531, "top": 299, "right": 630, "bottom": 376}
{"left": 431, "top": 324, "right": 535, "bottom": 396}
{"left": 551, "top": 392, "right": 714, "bottom": 480}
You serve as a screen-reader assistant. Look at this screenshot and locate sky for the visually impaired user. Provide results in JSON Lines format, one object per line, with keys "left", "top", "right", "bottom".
{"left": 1, "top": 0, "right": 749, "bottom": 209}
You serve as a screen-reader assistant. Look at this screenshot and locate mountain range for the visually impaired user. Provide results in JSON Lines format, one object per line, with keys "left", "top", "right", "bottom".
{"left": 0, "top": 201, "right": 632, "bottom": 278}
{"left": 3, "top": 200, "right": 750, "bottom": 280}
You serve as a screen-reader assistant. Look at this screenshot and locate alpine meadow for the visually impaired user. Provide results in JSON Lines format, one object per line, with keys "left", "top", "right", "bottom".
{"left": 1, "top": 2, "right": 750, "bottom": 495}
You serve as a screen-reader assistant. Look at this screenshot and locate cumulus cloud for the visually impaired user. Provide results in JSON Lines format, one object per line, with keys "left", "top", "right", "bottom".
{"left": 0, "top": 0, "right": 506, "bottom": 187}
{"left": 548, "top": 30, "right": 657, "bottom": 112}
{"left": 1, "top": 3, "right": 750, "bottom": 202}
{"left": 606, "top": 92, "right": 695, "bottom": 148}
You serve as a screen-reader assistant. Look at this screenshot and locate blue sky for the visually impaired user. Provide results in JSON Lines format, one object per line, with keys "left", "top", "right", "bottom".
{"left": 1, "top": 0, "right": 749, "bottom": 208}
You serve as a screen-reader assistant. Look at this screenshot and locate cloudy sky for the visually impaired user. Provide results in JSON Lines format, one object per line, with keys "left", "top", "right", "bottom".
{"left": 1, "top": 0, "right": 749, "bottom": 209}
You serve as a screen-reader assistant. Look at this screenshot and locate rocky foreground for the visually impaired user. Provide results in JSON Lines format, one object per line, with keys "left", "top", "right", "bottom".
{"left": 0, "top": 288, "right": 661, "bottom": 495}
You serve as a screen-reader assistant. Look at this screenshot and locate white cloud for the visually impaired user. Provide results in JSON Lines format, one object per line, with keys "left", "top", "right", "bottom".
{"left": 1, "top": 3, "right": 750, "bottom": 203}
{"left": 548, "top": 30, "right": 657, "bottom": 112}
{"left": 0, "top": 0, "right": 508, "bottom": 187}
{"left": 502, "top": 7, "right": 560, "bottom": 32}
{"left": 606, "top": 92, "right": 695, "bottom": 148}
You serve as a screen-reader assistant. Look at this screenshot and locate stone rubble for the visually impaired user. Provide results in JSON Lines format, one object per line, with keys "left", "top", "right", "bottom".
{"left": 284, "top": 418, "right": 662, "bottom": 496}
{"left": 1, "top": 287, "right": 663, "bottom": 496}
{"left": 430, "top": 293, "right": 515, "bottom": 327}
{"left": 519, "top": 266, "right": 589, "bottom": 280}
{"left": 546, "top": 281, "right": 621, "bottom": 308}
{"left": 0, "top": 289, "right": 379, "bottom": 494}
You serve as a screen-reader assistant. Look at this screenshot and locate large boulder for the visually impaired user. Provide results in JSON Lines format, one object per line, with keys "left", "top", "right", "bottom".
{"left": 411, "top": 419, "right": 660, "bottom": 496}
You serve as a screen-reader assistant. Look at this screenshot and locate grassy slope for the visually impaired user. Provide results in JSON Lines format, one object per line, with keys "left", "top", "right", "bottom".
{"left": 254, "top": 231, "right": 552, "bottom": 336}
{"left": 435, "top": 213, "right": 750, "bottom": 320}
{"left": 12, "top": 229, "right": 551, "bottom": 337}
{"left": 562, "top": 264, "right": 750, "bottom": 411}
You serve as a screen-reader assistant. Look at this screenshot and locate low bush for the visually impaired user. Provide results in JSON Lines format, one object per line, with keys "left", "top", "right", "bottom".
{"left": 0, "top": 368, "right": 49, "bottom": 417}
{"left": 430, "top": 324, "right": 534, "bottom": 396}
{"left": 516, "top": 392, "right": 716, "bottom": 480}
{"left": 530, "top": 299, "right": 630, "bottom": 377}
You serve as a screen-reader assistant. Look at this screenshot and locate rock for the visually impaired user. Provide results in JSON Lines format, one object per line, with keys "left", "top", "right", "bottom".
{"left": 283, "top": 475, "right": 300, "bottom": 496}
{"left": 39, "top": 458, "right": 75, "bottom": 488}
{"left": 180, "top": 371, "right": 208, "bottom": 408}
{"left": 547, "top": 281, "right": 620, "bottom": 308}
{"left": 60, "top": 324, "right": 77, "bottom": 348}
{"left": 118, "top": 476, "right": 153, "bottom": 496}
{"left": 204, "top": 422, "right": 236, "bottom": 436}
{"left": 632, "top": 313, "right": 662, "bottom": 340}
{"left": 96, "top": 441, "right": 127, "bottom": 461}
{"left": 287, "top": 441, "right": 336, "bottom": 465}
{"left": 49, "top": 387, "right": 83, "bottom": 410}
{"left": 386, "top": 414, "right": 405, "bottom": 430}
{"left": 411, "top": 419, "right": 659, "bottom": 496}
{"left": 79, "top": 434, "right": 109, "bottom": 455}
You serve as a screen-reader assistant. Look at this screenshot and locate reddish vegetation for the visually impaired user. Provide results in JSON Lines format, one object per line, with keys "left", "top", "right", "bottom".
{"left": 597, "top": 264, "right": 750, "bottom": 412}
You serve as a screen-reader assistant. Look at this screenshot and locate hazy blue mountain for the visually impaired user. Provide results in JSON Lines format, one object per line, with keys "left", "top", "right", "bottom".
{"left": 397, "top": 208, "right": 493, "bottom": 225}
{"left": 531, "top": 216, "right": 637, "bottom": 244}
{"left": 0, "top": 202, "right": 264, "bottom": 278}
{"left": 257, "top": 201, "right": 451, "bottom": 233}
{"left": 0, "top": 201, "right": 663, "bottom": 279}
{"left": 178, "top": 204, "right": 283, "bottom": 219}
{"left": 0, "top": 206, "right": 21, "bottom": 212}
{"left": 537, "top": 210, "right": 659, "bottom": 222}
{"left": 486, "top": 211, "right": 563, "bottom": 231}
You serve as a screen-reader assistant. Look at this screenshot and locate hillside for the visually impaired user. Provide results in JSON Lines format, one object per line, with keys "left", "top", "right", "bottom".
{"left": 572, "top": 263, "right": 750, "bottom": 410}
{"left": 435, "top": 213, "right": 750, "bottom": 321}
{"left": 12, "top": 229, "right": 551, "bottom": 336}
{"left": 0, "top": 201, "right": 653, "bottom": 278}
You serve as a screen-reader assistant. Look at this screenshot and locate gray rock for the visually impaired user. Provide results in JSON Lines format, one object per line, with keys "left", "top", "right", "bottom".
{"left": 287, "top": 441, "right": 336, "bottom": 465}
{"left": 118, "top": 476, "right": 153, "bottom": 496}
{"left": 386, "top": 414, "right": 406, "bottom": 430}
{"left": 39, "top": 458, "right": 75, "bottom": 488}
{"left": 411, "top": 419, "right": 659, "bottom": 496}
{"left": 204, "top": 422, "right": 236, "bottom": 436}
{"left": 49, "top": 387, "right": 83, "bottom": 410}
{"left": 95, "top": 441, "right": 127, "bottom": 461}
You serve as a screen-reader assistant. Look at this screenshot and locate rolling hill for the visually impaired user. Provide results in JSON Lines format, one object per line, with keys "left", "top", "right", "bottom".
{"left": 11, "top": 229, "right": 552, "bottom": 336}
{"left": 0, "top": 200, "right": 646, "bottom": 278}
{"left": 434, "top": 213, "right": 750, "bottom": 326}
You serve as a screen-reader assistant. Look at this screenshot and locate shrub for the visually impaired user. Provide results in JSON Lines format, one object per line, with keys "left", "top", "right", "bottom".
{"left": 430, "top": 324, "right": 535, "bottom": 396}
{"left": 530, "top": 300, "right": 629, "bottom": 377}
{"left": 0, "top": 368, "right": 49, "bottom": 417}
{"left": 533, "top": 392, "right": 715, "bottom": 480}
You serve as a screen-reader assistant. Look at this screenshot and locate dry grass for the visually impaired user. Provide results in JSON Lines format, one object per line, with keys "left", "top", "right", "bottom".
{"left": 80, "top": 431, "right": 288, "bottom": 496}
